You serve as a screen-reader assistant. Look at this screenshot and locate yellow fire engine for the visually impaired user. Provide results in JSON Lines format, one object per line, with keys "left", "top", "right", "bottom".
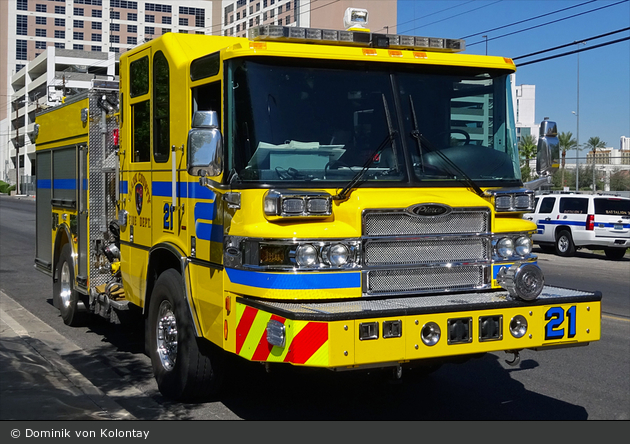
{"left": 34, "top": 9, "right": 601, "bottom": 400}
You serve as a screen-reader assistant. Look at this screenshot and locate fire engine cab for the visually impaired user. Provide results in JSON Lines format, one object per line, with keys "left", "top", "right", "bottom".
{"left": 34, "top": 9, "right": 601, "bottom": 400}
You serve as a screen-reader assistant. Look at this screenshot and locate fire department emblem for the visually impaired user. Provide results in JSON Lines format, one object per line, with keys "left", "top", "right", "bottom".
{"left": 135, "top": 183, "right": 144, "bottom": 215}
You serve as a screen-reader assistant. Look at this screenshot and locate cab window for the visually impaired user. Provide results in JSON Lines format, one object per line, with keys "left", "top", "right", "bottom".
{"left": 539, "top": 197, "right": 555, "bottom": 213}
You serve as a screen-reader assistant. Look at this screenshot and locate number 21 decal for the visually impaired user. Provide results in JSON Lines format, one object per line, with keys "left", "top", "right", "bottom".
{"left": 163, "top": 202, "right": 174, "bottom": 231}
{"left": 545, "top": 305, "right": 577, "bottom": 340}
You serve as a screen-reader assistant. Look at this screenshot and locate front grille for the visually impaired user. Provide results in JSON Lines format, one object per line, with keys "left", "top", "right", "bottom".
{"left": 362, "top": 206, "right": 491, "bottom": 296}
{"left": 363, "top": 207, "right": 489, "bottom": 236}
{"left": 365, "top": 237, "right": 490, "bottom": 266}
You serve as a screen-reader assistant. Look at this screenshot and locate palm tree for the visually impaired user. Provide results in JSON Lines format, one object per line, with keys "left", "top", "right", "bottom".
{"left": 584, "top": 136, "right": 606, "bottom": 191}
{"left": 518, "top": 134, "right": 537, "bottom": 181}
{"left": 558, "top": 131, "right": 577, "bottom": 188}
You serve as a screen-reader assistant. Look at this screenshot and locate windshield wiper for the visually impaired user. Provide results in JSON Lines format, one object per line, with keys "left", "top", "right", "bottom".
{"left": 333, "top": 94, "right": 397, "bottom": 201}
{"left": 408, "top": 95, "right": 485, "bottom": 197}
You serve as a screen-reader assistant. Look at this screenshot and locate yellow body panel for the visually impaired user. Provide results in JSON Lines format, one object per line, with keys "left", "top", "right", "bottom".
{"left": 234, "top": 300, "right": 601, "bottom": 368}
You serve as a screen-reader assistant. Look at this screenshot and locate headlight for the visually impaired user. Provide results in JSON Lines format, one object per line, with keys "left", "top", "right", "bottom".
{"left": 295, "top": 244, "right": 318, "bottom": 267}
{"left": 496, "top": 238, "right": 514, "bottom": 258}
{"left": 322, "top": 243, "right": 349, "bottom": 266}
{"left": 515, "top": 236, "right": 533, "bottom": 256}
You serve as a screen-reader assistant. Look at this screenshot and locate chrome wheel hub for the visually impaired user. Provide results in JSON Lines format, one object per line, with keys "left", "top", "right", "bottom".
{"left": 59, "top": 261, "right": 72, "bottom": 309}
{"left": 156, "top": 301, "right": 178, "bottom": 371}
{"left": 558, "top": 237, "right": 569, "bottom": 252}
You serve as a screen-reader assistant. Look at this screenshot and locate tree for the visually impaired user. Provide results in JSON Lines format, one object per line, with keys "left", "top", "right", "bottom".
{"left": 584, "top": 136, "right": 606, "bottom": 191}
{"left": 610, "top": 169, "right": 630, "bottom": 191}
{"left": 518, "top": 134, "right": 537, "bottom": 182}
{"left": 558, "top": 131, "right": 577, "bottom": 188}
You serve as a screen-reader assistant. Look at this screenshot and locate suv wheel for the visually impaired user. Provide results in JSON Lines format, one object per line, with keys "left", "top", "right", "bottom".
{"left": 555, "top": 230, "right": 576, "bottom": 257}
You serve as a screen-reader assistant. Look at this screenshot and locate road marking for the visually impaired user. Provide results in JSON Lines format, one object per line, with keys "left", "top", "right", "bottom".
{"left": 603, "top": 314, "right": 630, "bottom": 322}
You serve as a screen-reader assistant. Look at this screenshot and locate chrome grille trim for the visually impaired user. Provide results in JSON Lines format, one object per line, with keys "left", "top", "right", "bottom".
{"left": 364, "top": 265, "right": 489, "bottom": 296}
{"left": 363, "top": 207, "right": 490, "bottom": 237}
{"left": 361, "top": 206, "right": 492, "bottom": 297}
{"left": 364, "top": 237, "right": 490, "bottom": 266}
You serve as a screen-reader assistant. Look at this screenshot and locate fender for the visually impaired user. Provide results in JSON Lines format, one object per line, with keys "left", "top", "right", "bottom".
{"left": 53, "top": 223, "right": 74, "bottom": 282}
{"left": 144, "top": 242, "right": 202, "bottom": 337}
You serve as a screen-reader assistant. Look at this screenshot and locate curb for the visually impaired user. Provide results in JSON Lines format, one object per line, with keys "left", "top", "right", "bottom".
{"left": 0, "top": 291, "right": 136, "bottom": 420}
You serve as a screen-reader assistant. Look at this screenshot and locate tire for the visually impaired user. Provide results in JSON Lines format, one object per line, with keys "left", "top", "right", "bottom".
{"left": 555, "top": 230, "right": 575, "bottom": 257}
{"left": 147, "top": 269, "right": 224, "bottom": 401}
{"left": 53, "top": 244, "right": 86, "bottom": 326}
{"left": 604, "top": 248, "right": 627, "bottom": 260}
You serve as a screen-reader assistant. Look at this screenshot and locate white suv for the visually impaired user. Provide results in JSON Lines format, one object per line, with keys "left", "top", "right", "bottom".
{"left": 524, "top": 193, "right": 630, "bottom": 259}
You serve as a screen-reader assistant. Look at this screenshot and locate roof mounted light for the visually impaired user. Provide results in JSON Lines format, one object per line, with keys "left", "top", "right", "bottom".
{"left": 344, "top": 7, "right": 369, "bottom": 31}
{"left": 247, "top": 25, "right": 465, "bottom": 53}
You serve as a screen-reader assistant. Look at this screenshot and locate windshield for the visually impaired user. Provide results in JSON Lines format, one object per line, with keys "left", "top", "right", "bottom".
{"left": 225, "top": 57, "right": 520, "bottom": 187}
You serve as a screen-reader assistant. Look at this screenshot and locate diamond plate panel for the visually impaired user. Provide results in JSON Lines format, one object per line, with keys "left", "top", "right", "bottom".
{"left": 246, "top": 286, "right": 599, "bottom": 319}
{"left": 88, "top": 90, "right": 120, "bottom": 288}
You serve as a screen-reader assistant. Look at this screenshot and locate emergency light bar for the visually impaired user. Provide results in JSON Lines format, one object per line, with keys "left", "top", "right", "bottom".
{"left": 248, "top": 25, "right": 466, "bottom": 53}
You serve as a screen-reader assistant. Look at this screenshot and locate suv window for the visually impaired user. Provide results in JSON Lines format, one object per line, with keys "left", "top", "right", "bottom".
{"left": 594, "top": 198, "right": 630, "bottom": 216}
{"left": 560, "top": 197, "right": 588, "bottom": 214}
{"left": 539, "top": 197, "right": 555, "bottom": 213}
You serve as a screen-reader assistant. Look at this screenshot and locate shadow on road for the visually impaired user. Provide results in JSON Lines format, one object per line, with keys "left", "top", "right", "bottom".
{"left": 57, "top": 316, "right": 589, "bottom": 420}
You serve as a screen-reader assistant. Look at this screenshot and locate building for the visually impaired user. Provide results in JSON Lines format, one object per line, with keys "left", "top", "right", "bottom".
{"left": 621, "top": 135, "right": 630, "bottom": 151}
{"left": 511, "top": 78, "right": 539, "bottom": 145}
{"left": 1, "top": 0, "right": 216, "bottom": 191}
{"left": 1, "top": 0, "right": 396, "bottom": 192}
{"left": 221, "top": 0, "right": 396, "bottom": 38}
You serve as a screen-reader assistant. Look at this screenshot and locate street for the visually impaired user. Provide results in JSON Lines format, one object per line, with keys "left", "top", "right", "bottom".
{"left": 1, "top": 194, "right": 628, "bottom": 420}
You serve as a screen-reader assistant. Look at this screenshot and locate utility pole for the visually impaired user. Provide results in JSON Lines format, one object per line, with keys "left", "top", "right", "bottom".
{"left": 574, "top": 41, "right": 585, "bottom": 191}
{"left": 483, "top": 35, "right": 488, "bottom": 55}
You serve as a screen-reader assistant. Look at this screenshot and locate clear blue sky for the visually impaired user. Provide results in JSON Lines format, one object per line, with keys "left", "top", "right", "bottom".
{"left": 393, "top": 0, "right": 630, "bottom": 160}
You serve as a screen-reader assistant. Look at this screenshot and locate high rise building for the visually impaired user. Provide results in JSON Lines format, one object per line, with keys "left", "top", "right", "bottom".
{"left": 1, "top": 0, "right": 396, "bottom": 191}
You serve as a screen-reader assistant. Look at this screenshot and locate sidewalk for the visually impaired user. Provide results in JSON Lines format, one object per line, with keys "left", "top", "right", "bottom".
{"left": 0, "top": 291, "right": 135, "bottom": 420}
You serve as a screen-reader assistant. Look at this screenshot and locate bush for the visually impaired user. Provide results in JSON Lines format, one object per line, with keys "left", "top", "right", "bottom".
{"left": 0, "top": 180, "right": 16, "bottom": 195}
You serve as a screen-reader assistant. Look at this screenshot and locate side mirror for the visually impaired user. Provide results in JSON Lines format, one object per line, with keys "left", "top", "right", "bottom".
{"left": 187, "top": 111, "right": 222, "bottom": 177}
{"left": 536, "top": 119, "right": 559, "bottom": 176}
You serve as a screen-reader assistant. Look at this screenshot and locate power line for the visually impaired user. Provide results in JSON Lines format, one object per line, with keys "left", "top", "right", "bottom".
{"left": 513, "top": 27, "right": 630, "bottom": 60}
{"left": 398, "top": 1, "right": 503, "bottom": 36}
{"left": 373, "top": 0, "right": 477, "bottom": 34}
{"left": 517, "top": 36, "right": 630, "bottom": 67}
{"left": 460, "top": 0, "right": 597, "bottom": 39}
{"left": 467, "top": 0, "right": 629, "bottom": 47}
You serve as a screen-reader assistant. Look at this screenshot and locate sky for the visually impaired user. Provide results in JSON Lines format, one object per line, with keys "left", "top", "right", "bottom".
{"left": 391, "top": 0, "right": 630, "bottom": 161}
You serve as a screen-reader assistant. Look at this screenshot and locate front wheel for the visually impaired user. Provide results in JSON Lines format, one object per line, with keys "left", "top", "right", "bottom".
{"left": 555, "top": 230, "right": 576, "bottom": 257}
{"left": 604, "top": 248, "right": 627, "bottom": 260}
{"left": 147, "top": 269, "right": 224, "bottom": 401}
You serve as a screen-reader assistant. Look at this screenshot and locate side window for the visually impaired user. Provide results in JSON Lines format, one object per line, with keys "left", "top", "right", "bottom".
{"left": 192, "top": 81, "right": 221, "bottom": 125}
{"left": 130, "top": 56, "right": 149, "bottom": 97}
{"left": 153, "top": 51, "right": 169, "bottom": 163}
{"left": 533, "top": 197, "right": 539, "bottom": 211}
{"left": 129, "top": 55, "right": 150, "bottom": 163}
{"left": 559, "top": 197, "right": 588, "bottom": 214}
{"left": 539, "top": 197, "right": 555, "bottom": 214}
{"left": 132, "top": 101, "right": 151, "bottom": 162}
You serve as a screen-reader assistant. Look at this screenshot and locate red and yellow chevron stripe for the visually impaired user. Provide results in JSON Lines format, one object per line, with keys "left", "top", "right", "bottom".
{"left": 235, "top": 304, "right": 329, "bottom": 366}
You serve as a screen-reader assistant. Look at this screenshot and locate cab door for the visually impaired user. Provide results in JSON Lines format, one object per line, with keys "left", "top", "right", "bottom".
{"left": 120, "top": 48, "right": 152, "bottom": 303}
{"left": 535, "top": 196, "right": 557, "bottom": 243}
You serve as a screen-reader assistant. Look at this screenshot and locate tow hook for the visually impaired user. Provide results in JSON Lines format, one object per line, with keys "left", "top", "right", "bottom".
{"left": 505, "top": 350, "right": 520, "bottom": 366}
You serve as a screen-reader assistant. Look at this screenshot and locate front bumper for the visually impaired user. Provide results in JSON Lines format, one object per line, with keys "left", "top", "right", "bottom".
{"left": 234, "top": 286, "right": 601, "bottom": 368}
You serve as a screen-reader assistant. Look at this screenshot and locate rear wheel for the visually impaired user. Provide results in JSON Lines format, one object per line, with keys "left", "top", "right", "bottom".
{"left": 604, "top": 248, "right": 627, "bottom": 260}
{"left": 147, "top": 269, "right": 224, "bottom": 401}
{"left": 54, "top": 244, "right": 86, "bottom": 326}
{"left": 555, "top": 230, "right": 575, "bottom": 257}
